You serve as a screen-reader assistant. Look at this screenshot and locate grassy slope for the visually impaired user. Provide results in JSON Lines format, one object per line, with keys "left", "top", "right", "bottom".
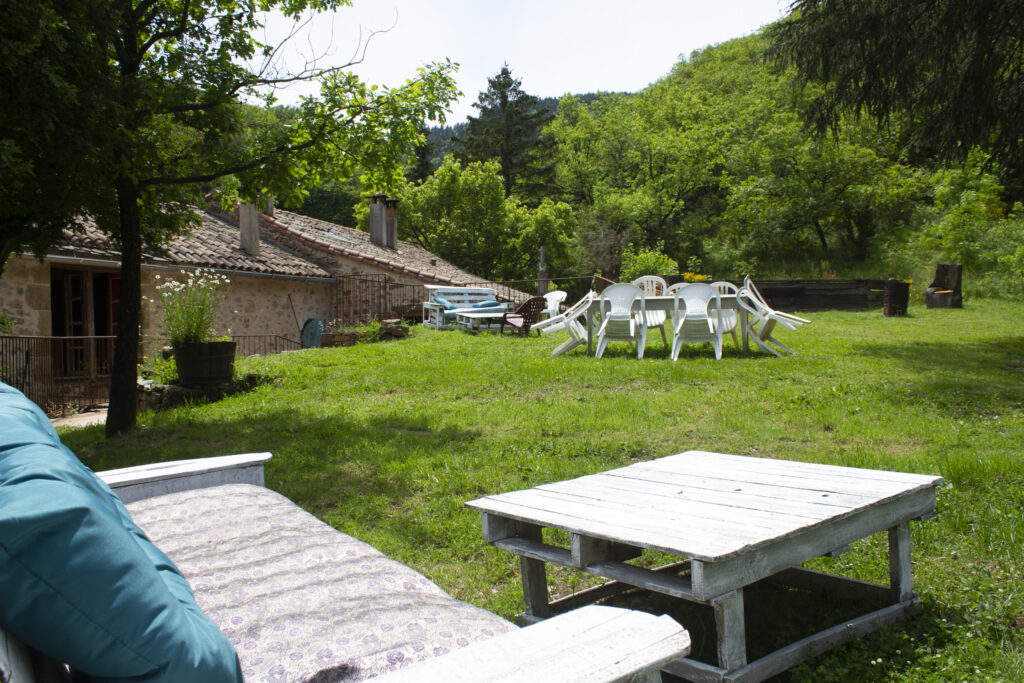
{"left": 62, "top": 302, "right": 1024, "bottom": 681}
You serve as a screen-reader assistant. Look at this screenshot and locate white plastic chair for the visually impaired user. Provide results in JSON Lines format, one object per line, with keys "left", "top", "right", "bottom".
{"left": 595, "top": 283, "right": 647, "bottom": 359}
{"left": 737, "top": 286, "right": 802, "bottom": 357}
{"left": 743, "top": 276, "right": 811, "bottom": 327}
{"left": 670, "top": 283, "right": 722, "bottom": 361}
{"left": 710, "top": 281, "right": 740, "bottom": 348}
{"left": 631, "top": 275, "right": 668, "bottom": 346}
{"left": 538, "top": 292, "right": 596, "bottom": 357}
{"left": 542, "top": 290, "right": 567, "bottom": 320}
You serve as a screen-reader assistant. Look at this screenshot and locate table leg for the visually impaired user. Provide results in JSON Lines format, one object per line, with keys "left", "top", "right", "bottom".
{"left": 520, "top": 556, "right": 551, "bottom": 618}
{"left": 740, "top": 307, "right": 750, "bottom": 352}
{"left": 888, "top": 521, "right": 914, "bottom": 603}
{"left": 713, "top": 589, "right": 747, "bottom": 671}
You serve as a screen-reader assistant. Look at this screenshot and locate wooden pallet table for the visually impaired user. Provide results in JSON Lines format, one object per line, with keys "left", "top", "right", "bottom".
{"left": 455, "top": 309, "right": 508, "bottom": 331}
{"left": 466, "top": 451, "right": 943, "bottom": 683}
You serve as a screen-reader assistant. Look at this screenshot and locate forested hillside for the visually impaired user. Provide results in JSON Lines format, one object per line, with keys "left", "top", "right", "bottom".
{"left": 298, "top": 35, "right": 1024, "bottom": 296}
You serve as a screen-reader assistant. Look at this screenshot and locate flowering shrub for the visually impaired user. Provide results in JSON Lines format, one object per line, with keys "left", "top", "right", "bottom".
{"left": 682, "top": 272, "right": 710, "bottom": 282}
{"left": 154, "top": 269, "right": 229, "bottom": 346}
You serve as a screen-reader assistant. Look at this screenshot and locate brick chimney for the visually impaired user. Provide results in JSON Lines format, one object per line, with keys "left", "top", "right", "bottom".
{"left": 368, "top": 193, "right": 398, "bottom": 249}
{"left": 384, "top": 197, "right": 398, "bottom": 249}
{"left": 239, "top": 202, "right": 260, "bottom": 257}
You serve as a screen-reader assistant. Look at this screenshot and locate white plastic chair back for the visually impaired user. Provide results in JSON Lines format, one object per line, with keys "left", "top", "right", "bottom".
{"left": 542, "top": 290, "right": 567, "bottom": 318}
{"left": 710, "top": 281, "right": 740, "bottom": 344}
{"left": 741, "top": 276, "right": 811, "bottom": 326}
{"left": 736, "top": 286, "right": 800, "bottom": 357}
{"left": 631, "top": 276, "right": 667, "bottom": 344}
{"left": 671, "top": 283, "right": 722, "bottom": 360}
{"left": 596, "top": 283, "right": 647, "bottom": 359}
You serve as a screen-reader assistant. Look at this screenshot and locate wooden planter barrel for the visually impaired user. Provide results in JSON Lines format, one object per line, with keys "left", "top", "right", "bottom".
{"left": 174, "top": 341, "right": 236, "bottom": 386}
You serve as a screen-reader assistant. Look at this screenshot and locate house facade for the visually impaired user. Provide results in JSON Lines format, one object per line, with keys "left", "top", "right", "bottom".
{"left": 0, "top": 197, "right": 510, "bottom": 410}
{"left": 1, "top": 196, "right": 506, "bottom": 349}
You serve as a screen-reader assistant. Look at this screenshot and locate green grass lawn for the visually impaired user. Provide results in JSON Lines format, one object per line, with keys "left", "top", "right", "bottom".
{"left": 61, "top": 302, "right": 1024, "bottom": 682}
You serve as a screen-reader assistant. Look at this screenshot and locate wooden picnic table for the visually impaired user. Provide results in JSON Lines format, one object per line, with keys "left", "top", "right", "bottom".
{"left": 466, "top": 451, "right": 943, "bottom": 682}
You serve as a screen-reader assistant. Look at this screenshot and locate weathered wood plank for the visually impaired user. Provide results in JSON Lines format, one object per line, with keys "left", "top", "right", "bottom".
{"left": 521, "top": 555, "right": 551, "bottom": 617}
{"left": 98, "top": 452, "right": 272, "bottom": 503}
{"left": 691, "top": 487, "right": 937, "bottom": 598}
{"left": 375, "top": 605, "right": 691, "bottom": 683}
{"left": 604, "top": 467, "right": 883, "bottom": 510}
{"left": 572, "top": 534, "right": 642, "bottom": 567}
{"left": 664, "top": 451, "right": 943, "bottom": 487}
{"left": 471, "top": 495, "right": 746, "bottom": 559}
{"left": 713, "top": 590, "right": 747, "bottom": 670}
{"left": 889, "top": 522, "right": 913, "bottom": 603}
{"left": 628, "top": 456, "right": 931, "bottom": 499}
{"left": 545, "top": 476, "right": 840, "bottom": 526}
{"left": 568, "top": 472, "right": 852, "bottom": 518}
{"left": 528, "top": 485, "right": 817, "bottom": 535}
{"left": 723, "top": 600, "right": 918, "bottom": 682}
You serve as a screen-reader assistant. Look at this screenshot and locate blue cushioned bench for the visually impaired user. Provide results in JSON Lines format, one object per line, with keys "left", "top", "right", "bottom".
{"left": 421, "top": 285, "right": 510, "bottom": 330}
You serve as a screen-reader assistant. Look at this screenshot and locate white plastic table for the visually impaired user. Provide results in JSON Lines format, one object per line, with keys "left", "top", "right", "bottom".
{"left": 466, "top": 451, "right": 943, "bottom": 682}
{"left": 585, "top": 294, "right": 747, "bottom": 355}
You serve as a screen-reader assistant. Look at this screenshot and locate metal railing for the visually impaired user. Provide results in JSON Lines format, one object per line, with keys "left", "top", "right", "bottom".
{"left": 0, "top": 335, "right": 115, "bottom": 415}
{"left": 333, "top": 274, "right": 425, "bottom": 325}
{"left": 231, "top": 335, "right": 305, "bottom": 357}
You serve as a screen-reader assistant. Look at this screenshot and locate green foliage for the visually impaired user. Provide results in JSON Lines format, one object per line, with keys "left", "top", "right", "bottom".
{"left": 64, "top": 305, "right": 1024, "bottom": 681}
{"left": 619, "top": 243, "right": 680, "bottom": 282}
{"left": 152, "top": 269, "right": 229, "bottom": 346}
{"left": 0, "top": 312, "right": 16, "bottom": 335}
{"left": 394, "top": 156, "right": 575, "bottom": 280}
{"left": 767, "top": 0, "right": 1024, "bottom": 184}
{"left": 138, "top": 354, "right": 178, "bottom": 385}
{"left": 16, "top": 0, "right": 459, "bottom": 434}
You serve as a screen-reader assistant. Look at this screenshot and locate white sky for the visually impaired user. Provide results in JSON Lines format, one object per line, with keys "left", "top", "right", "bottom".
{"left": 260, "top": 0, "right": 791, "bottom": 123}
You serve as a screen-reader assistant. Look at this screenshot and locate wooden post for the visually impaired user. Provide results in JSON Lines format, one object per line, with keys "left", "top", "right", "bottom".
{"left": 538, "top": 247, "right": 548, "bottom": 295}
{"left": 888, "top": 522, "right": 914, "bottom": 603}
{"left": 713, "top": 589, "right": 747, "bottom": 671}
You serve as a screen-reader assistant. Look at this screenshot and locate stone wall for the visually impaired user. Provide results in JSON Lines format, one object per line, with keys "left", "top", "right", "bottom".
{"left": 141, "top": 269, "right": 333, "bottom": 352}
{"left": 0, "top": 256, "right": 52, "bottom": 335}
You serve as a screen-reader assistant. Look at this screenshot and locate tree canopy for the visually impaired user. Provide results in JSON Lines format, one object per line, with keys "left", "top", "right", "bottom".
{"left": 767, "top": 0, "right": 1024, "bottom": 183}
{"left": 3, "top": 0, "right": 458, "bottom": 435}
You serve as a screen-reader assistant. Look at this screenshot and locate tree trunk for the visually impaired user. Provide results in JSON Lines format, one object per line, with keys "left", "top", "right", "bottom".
{"left": 105, "top": 178, "right": 142, "bottom": 436}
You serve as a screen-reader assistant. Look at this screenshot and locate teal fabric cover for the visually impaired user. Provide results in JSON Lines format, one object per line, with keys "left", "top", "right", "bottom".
{"left": 0, "top": 382, "right": 243, "bottom": 683}
{"left": 471, "top": 300, "right": 502, "bottom": 309}
{"left": 432, "top": 296, "right": 456, "bottom": 310}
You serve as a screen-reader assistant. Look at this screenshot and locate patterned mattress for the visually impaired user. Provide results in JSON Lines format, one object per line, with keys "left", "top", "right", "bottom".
{"left": 127, "top": 484, "right": 515, "bottom": 682}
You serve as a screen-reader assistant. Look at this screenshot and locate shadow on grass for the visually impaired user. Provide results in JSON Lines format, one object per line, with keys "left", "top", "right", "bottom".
{"left": 69, "top": 409, "right": 482, "bottom": 518}
{"left": 603, "top": 582, "right": 964, "bottom": 682}
{"left": 854, "top": 337, "right": 1024, "bottom": 413}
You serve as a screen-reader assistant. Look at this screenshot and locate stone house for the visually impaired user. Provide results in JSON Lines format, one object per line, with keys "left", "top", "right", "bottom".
{"left": 0, "top": 197, "right": 511, "bottom": 409}
{"left": 1, "top": 196, "right": 505, "bottom": 349}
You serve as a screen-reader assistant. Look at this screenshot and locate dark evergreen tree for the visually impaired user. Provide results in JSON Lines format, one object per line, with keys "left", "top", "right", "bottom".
{"left": 767, "top": 0, "right": 1024, "bottom": 188}
{"left": 455, "top": 65, "right": 554, "bottom": 204}
{"left": 406, "top": 126, "right": 436, "bottom": 185}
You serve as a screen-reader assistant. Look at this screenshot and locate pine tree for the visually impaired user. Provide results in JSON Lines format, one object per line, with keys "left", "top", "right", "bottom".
{"left": 456, "top": 65, "right": 554, "bottom": 204}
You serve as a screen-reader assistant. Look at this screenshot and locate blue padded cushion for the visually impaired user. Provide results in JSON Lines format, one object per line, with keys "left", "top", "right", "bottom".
{"left": 471, "top": 300, "right": 502, "bottom": 309}
{"left": 0, "top": 382, "right": 243, "bottom": 683}
{"left": 432, "top": 296, "right": 456, "bottom": 311}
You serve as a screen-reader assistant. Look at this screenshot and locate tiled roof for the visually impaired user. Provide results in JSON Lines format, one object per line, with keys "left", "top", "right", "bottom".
{"left": 51, "top": 211, "right": 332, "bottom": 278}
{"left": 263, "top": 210, "right": 503, "bottom": 288}
{"left": 48, "top": 208, "right": 516, "bottom": 295}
